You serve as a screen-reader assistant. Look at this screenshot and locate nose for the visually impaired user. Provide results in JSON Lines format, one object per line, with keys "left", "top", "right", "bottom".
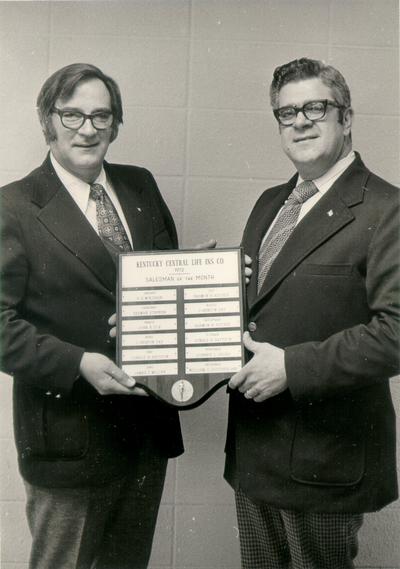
{"left": 78, "top": 117, "right": 97, "bottom": 136}
{"left": 293, "top": 110, "right": 312, "bottom": 128}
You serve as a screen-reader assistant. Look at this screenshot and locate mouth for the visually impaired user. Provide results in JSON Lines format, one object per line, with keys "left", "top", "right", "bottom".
{"left": 73, "top": 142, "right": 99, "bottom": 149}
{"left": 293, "top": 135, "right": 318, "bottom": 143}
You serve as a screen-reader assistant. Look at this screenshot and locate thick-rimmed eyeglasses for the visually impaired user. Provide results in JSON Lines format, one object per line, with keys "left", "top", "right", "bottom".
{"left": 52, "top": 108, "right": 114, "bottom": 130}
{"left": 273, "top": 99, "right": 344, "bottom": 126}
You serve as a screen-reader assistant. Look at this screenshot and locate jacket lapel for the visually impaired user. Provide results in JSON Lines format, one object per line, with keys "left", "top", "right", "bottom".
{"left": 244, "top": 179, "right": 296, "bottom": 306}
{"left": 32, "top": 156, "right": 116, "bottom": 292}
{"left": 250, "top": 154, "right": 369, "bottom": 312}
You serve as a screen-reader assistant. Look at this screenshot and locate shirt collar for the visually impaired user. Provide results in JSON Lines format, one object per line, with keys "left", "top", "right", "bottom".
{"left": 297, "top": 151, "right": 356, "bottom": 195}
{"left": 50, "top": 153, "right": 107, "bottom": 210}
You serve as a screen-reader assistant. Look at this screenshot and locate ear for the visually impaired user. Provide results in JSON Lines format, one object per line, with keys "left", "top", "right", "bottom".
{"left": 37, "top": 109, "right": 56, "bottom": 144}
{"left": 110, "top": 125, "right": 119, "bottom": 143}
{"left": 342, "top": 107, "right": 353, "bottom": 135}
{"left": 37, "top": 109, "right": 46, "bottom": 134}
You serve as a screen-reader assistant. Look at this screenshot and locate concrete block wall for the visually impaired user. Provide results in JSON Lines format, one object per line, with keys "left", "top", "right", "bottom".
{"left": 0, "top": 1, "right": 398, "bottom": 567}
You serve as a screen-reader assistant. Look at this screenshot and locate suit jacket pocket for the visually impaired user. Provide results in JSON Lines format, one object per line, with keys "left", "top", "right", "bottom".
{"left": 295, "top": 263, "right": 353, "bottom": 276}
{"left": 43, "top": 396, "right": 89, "bottom": 460}
{"left": 14, "top": 386, "right": 89, "bottom": 460}
{"left": 290, "top": 399, "right": 366, "bottom": 486}
{"left": 42, "top": 395, "right": 89, "bottom": 459}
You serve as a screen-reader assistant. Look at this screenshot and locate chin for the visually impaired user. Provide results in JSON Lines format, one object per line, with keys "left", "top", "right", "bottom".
{"left": 292, "top": 156, "right": 316, "bottom": 172}
{"left": 292, "top": 147, "right": 322, "bottom": 165}
{"left": 76, "top": 156, "right": 102, "bottom": 169}
{"left": 292, "top": 158, "right": 322, "bottom": 179}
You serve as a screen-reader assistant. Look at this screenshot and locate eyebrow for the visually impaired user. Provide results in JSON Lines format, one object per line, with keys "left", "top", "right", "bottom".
{"left": 278, "top": 98, "right": 334, "bottom": 109}
{"left": 57, "top": 106, "right": 112, "bottom": 113}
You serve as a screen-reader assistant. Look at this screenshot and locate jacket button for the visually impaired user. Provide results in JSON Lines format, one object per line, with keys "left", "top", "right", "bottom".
{"left": 248, "top": 321, "right": 257, "bottom": 332}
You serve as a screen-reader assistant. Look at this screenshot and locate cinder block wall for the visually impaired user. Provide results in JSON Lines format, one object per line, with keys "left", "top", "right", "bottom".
{"left": 0, "top": 1, "right": 399, "bottom": 568}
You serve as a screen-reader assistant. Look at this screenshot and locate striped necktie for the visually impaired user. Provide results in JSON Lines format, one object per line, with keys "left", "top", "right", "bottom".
{"left": 257, "top": 180, "right": 318, "bottom": 292}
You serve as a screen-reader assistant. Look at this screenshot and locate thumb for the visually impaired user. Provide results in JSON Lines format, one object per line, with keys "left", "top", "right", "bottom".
{"left": 243, "top": 331, "right": 259, "bottom": 353}
{"left": 193, "top": 238, "right": 217, "bottom": 250}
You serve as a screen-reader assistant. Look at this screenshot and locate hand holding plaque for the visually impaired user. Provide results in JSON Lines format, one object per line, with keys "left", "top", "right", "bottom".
{"left": 117, "top": 248, "right": 246, "bottom": 408}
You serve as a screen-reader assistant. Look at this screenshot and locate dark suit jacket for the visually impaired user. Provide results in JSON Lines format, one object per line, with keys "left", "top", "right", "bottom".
{"left": 1, "top": 155, "right": 183, "bottom": 487}
{"left": 224, "top": 153, "right": 399, "bottom": 513}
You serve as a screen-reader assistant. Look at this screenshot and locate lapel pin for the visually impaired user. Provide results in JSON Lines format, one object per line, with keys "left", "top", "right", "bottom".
{"left": 327, "top": 210, "right": 333, "bottom": 217}
{"left": 137, "top": 207, "right": 142, "bottom": 212}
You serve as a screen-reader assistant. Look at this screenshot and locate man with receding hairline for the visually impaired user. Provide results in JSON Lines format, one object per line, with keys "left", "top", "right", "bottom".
{"left": 226, "top": 58, "right": 399, "bottom": 569}
{"left": 0, "top": 63, "right": 183, "bottom": 569}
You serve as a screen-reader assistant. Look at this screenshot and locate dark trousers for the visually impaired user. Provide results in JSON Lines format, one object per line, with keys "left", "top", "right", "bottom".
{"left": 235, "top": 487, "right": 363, "bottom": 569}
{"left": 25, "top": 443, "right": 168, "bottom": 569}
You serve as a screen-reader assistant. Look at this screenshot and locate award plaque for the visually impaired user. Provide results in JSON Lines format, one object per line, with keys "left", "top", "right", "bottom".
{"left": 117, "top": 248, "right": 246, "bottom": 409}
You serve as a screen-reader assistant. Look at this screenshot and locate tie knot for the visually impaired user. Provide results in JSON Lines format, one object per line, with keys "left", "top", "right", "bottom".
{"left": 291, "top": 180, "right": 318, "bottom": 204}
{"left": 90, "top": 183, "right": 105, "bottom": 201}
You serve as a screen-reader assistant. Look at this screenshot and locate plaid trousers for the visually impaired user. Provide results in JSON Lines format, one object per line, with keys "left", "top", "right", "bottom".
{"left": 235, "top": 487, "right": 363, "bottom": 569}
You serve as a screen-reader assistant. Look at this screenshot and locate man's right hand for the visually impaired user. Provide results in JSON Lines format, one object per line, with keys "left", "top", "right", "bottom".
{"left": 79, "top": 352, "right": 148, "bottom": 396}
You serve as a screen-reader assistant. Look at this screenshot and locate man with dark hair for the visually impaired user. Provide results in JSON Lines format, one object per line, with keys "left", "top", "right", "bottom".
{"left": 37, "top": 63, "right": 123, "bottom": 145}
{"left": 226, "top": 58, "right": 399, "bottom": 568}
{"left": 1, "top": 63, "right": 183, "bottom": 569}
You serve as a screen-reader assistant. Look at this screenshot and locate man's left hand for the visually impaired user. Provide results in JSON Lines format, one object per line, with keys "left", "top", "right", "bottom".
{"left": 228, "top": 332, "right": 287, "bottom": 402}
{"left": 244, "top": 254, "right": 252, "bottom": 284}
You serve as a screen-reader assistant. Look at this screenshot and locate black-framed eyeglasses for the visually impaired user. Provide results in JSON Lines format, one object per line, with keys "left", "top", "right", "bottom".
{"left": 273, "top": 100, "right": 344, "bottom": 126}
{"left": 52, "top": 108, "right": 114, "bottom": 130}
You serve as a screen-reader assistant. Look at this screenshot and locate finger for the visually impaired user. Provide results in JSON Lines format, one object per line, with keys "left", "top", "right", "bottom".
{"left": 131, "top": 387, "right": 149, "bottom": 397}
{"left": 253, "top": 392, "right": 269, "bottom": 403}
{"left": 244, "top": 254, "right": 252, "bottom": 266}
{"left": 228, "top": 368, "right": 247, "bottom": 389}
{"left": 244, "top": 387, "right": 259, "bottom": 399}
{"left": 104, "top": 379, "right": 149, "bottom": 396}
{"left": 109, "top": 367, "right": 136, "bottom": 388}
{"left": 193, "top": 238, "right": 217, "bottom": 250}
{"left": 242, "top": 389, "right": 258, "bottom": 399}
{"left": 108, "top": 313, "right": 116, "bottom": 325}
{"left": 109, "top": 383, "right": 140, "bottom": 395}
{"left": 95, "top": 376, "right": 137, "bottom": 396}
{"left": 245, "top": 267, "right": 252, "bottom": 277}
{"left": 109, "top": 327, "right": 116, "bottom": 339}
{"left": 238, "top": 379, "right": 255, "bottom": 393}
{"left": 243, "top": 331, "right": 259, "bottom": 353}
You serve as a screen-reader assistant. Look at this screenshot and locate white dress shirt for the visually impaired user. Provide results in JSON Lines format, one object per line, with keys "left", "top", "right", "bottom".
{"left": 50, "top": 153, "right": 133, "bottom": 247}
{"left": 261, "top": 151, "right": 356, "bottom": 244}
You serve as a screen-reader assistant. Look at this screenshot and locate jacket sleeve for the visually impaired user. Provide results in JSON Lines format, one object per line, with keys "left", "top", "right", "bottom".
{"left": 0, "top": 197, "right": 84, "bottom": 395}
{"left": 285, "top": 193, "right": 400, "bottom": 403}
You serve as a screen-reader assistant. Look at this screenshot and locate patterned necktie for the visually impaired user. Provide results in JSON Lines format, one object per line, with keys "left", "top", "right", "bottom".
{"left": 257, "top": 180, "right": 318, "bottom": 292}
{"left": 90, "top": 183, "right": 132, "bottom": 259}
